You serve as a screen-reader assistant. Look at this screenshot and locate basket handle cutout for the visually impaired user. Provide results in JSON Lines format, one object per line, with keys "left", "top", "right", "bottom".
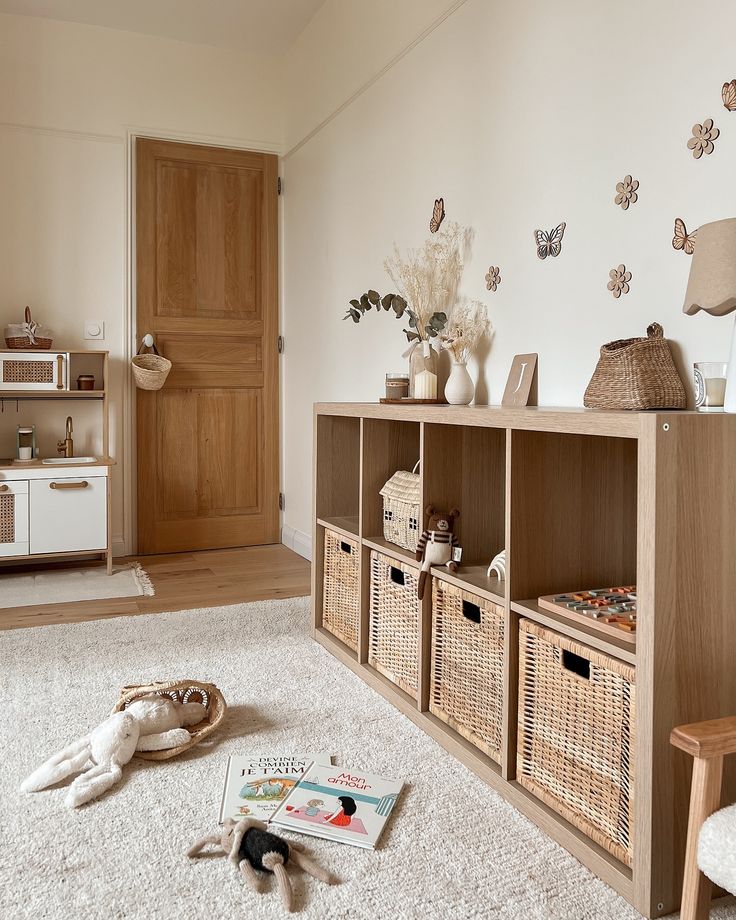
{"left": 390, "top": 566, "right": 405, "bottom": 586}
{"left": 340, "top": 541, "right": 352, "bottom": 554}
{"left": 462, "top": 600, "right": 481, "bottom": 624}
{"left": 562, "top": 649, "right": 591, "bottom": 680}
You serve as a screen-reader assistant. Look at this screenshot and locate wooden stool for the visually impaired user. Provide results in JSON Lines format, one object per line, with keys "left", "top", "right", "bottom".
{"left": 670, "top": 716, "right": 736, "bottom": 920}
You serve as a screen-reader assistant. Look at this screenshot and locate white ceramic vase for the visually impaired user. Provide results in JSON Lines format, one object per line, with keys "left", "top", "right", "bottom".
{"left": 445, "top": 359, "right": 474, "bottom": 405}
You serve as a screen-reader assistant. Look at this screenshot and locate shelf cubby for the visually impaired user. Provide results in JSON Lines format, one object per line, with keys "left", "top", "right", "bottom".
{"left": 312, "top": 403, "right": 736, "bottom": 918}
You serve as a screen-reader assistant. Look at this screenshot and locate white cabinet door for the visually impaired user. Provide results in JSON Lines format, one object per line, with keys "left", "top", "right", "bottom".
{"left": 30, "top": 476, "right": 107, "bottom": 554}
{"left": 0, "top": 480, "right": 29, "bottom": 557}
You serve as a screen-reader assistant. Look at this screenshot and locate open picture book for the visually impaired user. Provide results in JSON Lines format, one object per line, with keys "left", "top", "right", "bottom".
{"left": 270, "top": 761, "right": 404, "bottom": 850}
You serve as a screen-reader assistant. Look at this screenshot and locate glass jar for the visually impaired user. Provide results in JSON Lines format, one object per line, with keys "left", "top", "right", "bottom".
{"left": 385, "top": 373, "right": 409, "bottom": 400}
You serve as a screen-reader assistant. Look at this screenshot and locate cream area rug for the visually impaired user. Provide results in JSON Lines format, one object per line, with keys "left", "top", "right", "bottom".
{"left": 2, "top": 598, "right": 735, "bottom": 920}
{"left": 0, "top": 562, "right": 153, "bottom": 608}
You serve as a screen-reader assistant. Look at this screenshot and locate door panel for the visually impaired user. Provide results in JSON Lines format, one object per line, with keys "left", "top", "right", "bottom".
{"left": 136, "top": 138, "right": 278, "bottom": 554}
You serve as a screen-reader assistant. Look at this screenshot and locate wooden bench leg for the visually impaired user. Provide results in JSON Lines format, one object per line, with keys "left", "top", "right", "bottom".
{"left": 680, "top": 755, "right": 723, "bottom": 920}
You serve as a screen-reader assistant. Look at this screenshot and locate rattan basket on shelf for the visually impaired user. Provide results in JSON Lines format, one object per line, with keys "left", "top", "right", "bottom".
{"left": 113, "top": 680, "right": 226, "bottom": 761}
{"left": 322, "top": 528, "right": 360, "bottom": 650}
{"left": 4, "top": 306, "right": 53, "bottom": 350}
{"left": 583, "top": 322, "right": 686, "bottom": 410}
{"left": 517, "top": 619, "right": 635, "bottom": 865}
{"left": 430, "top": 579, "right": 505, "bottom": 763}
{"left": 368, "top": 551, "right": 420, "bottom": 698}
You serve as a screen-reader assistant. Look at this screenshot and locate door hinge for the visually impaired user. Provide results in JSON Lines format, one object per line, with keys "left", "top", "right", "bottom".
{"left": 279, "top": 492, "right": 285, "bottom": 511}
{"left": 278, "top": 177, "right": 282, "bottom": 195}
{"left": 277, "top": 335, "right": 285, "bottom": 354}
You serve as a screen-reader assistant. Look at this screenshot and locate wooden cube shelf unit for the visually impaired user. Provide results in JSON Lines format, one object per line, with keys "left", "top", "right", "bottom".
{"left": 312, "top": 403, "right": 736, "bottom": 918}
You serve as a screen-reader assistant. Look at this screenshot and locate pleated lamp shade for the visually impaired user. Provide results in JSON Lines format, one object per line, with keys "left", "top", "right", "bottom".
{"left": 683, "top": 218, "right": 736, "bottom": 316}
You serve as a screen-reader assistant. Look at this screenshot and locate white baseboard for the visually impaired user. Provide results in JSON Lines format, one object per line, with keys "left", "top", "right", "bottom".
{"left": 282, "top": 523, "right": 312, "bottom": 562}
{"left": 113, "top": 535, "right": 127, "bottom": 558}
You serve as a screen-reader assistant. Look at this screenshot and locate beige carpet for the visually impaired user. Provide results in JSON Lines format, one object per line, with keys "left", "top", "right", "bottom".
{"left": 2, "top": 597, "right": 735, "bottom": 920}
{"left": 0, "top": 562, "right": 153, "bottom": 608}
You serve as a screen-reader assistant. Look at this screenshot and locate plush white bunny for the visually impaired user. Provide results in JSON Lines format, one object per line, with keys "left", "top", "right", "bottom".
{"left": 20, "top": 693, "right": 206, "bottom": 808}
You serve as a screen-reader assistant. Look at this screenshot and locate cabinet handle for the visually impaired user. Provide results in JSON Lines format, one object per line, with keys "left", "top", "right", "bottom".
{"left": 56, "top": 354, "right": 64, "bottom": 390}
{"left": 49, "top": 481, "right": 88, "bottom": 490}
{"left": 0, "top": 484, "right": 8, "bottom": 492}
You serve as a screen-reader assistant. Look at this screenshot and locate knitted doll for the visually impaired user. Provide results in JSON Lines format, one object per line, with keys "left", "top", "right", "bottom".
{"left": 416, "top": 505, "right": 460, "bottom": 599}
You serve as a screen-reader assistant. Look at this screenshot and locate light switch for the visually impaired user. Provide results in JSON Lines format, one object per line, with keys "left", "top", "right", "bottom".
{"left": 84, "top": 320, "right": 105, "bottom": 340}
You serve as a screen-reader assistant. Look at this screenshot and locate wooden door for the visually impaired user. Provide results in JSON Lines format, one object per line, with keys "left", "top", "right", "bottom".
{"left": 136, "top": 138, "right": 279, "bottom": 554}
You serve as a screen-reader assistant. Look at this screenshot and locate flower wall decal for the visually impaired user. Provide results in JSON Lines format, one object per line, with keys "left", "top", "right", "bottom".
{"left": 614, "top": 175, "right": 639, "bottom": 210}
{"left": 687, "top": 118, "right": 719, "bottom": 158}
{"left": 723, "top": 80, "right": 736, "bottom": 112}
{"left": 485, "top": 265, "right": 501, "bottom": 291}
{"left": 607, "top": 264, "right": 632, "bottom": 298}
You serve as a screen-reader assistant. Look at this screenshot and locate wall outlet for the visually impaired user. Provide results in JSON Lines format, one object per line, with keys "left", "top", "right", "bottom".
{"left": 84, "top": 320, "right": 105, "bottom": 340}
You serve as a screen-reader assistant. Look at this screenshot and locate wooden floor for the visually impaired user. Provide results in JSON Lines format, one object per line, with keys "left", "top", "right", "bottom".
{"left": 0, "top": 544, "right": 311, "bottom": 631}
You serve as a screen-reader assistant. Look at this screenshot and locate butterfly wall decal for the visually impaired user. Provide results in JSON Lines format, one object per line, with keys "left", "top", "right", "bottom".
{"left": 534, "top": 222, "right": 566, "bottom": 259}
{"left": 723, "top": 79, "right": 736, "bottom": 112}
{"left": 672, "top": 218, "right": 697, "bottom": 255}
{"left": 429, "top": 198, "right": 445, "bottom": 233}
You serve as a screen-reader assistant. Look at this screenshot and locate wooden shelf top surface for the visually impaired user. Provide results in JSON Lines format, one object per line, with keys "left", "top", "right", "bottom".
{"left": 315, "top": 402, "right": 734, "bottom": 439}
{"left": 0, "top": 456, "right": 114, "bottom": 471}
{"left": 0, "top": 390, "right": 105, "bottom": 399}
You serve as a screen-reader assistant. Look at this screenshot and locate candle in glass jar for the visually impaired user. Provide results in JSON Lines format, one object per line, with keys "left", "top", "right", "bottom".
{"left": 414, "top": 369, "right": 437, "bottom": 400}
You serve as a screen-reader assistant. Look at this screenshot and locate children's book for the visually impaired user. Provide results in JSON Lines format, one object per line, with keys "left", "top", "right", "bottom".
{"left": 270, "top": 762, "right": 403, "bottom": 849}
{"left": 219, "top": 754, "right": 330, "bottom": 824}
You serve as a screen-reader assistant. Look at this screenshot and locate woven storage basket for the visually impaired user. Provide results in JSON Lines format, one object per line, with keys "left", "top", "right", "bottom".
{"left": 113, "top": 680, "right": 226, "bottom": 761}
{"left": 132, "top": 342, "right": 172, "bottom": 391}
{"left": 379, "top": 462, "right": 421, "bottom": 552}
{"left": 517, "top": 619, "right": 635, "bottom": 865}
{"left": 583, "top": 322, "right": 686, "bottom": 410}
{"left": 429, "top": 580, "right": 505, "bottom": 764}
{"left": 322, "top": 528, "right": 360, "bottom": 651}
{"left": 368, "top": 551, "right": 420, "bottom": 698}
{"left": 4, "top": 306, "right": 53, "bottom": 350}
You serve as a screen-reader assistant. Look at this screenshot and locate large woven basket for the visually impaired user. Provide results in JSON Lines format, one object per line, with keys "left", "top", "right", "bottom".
{"left": 517, "top": 620, "right": 635, "bottom": 865}
{"left": 113, "top": 680, "right": 226, "bottom": 761}
{"left": 322, "top": 528, "right": 360, "bottom": 651}
{"left": 368, "top": 551, "right": 420, "bottom": 698}
{"left": 430, "top": 580, "right": 505, "bottom": 764}
{"left": 583, "top": 322, "right": 686, "bottom": 410}
{"left": 4, "top": 306, "right": 53, "bottom": 350}
{"left": 132, "top": 342, "right": 172, "bottom": 391}
{"left": 379, "top": 463, "right": 421, "bottom": 551}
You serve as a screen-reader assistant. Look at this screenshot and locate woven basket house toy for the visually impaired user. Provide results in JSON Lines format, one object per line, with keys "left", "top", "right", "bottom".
{"left": 379, "top": 461, "right": 421, "bottom": 552}
{"left": 113, "top": 680, "right": 226, "bottom": 761}
{"left": 4, "top": 306, "right": 53, "bottom": 350}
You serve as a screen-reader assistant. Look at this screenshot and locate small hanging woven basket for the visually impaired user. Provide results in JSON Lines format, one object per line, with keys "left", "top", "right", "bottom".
{"left": 583, "top": 322, "right": 687, "bottom": 410}
{"left": 112, "top": 680, "right": 227, "bottom": 761}
{"left": 4, "top": 306, "right": 53, "bottom": 350}
{"left": 132, "top": 341, "right": 171, "bottom": 391}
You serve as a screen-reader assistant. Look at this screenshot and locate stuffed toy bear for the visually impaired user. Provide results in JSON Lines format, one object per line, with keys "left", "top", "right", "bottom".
{"left": 415, "top": 505, "right": 460, "bottom": 599}
{"left": 21, "top": 693, "right": 206, "bottom": 808}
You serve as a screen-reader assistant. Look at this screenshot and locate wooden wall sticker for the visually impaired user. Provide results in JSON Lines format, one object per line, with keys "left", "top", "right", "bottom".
{"left": 429, "top": 198, "right": 445, "bottom": 233}
{"left": 614, "top": 175, "right": 639, "bottom": 210}
{"left": 687, "top": 118, "right": 719, "bottom": 158}
{"left": 607, "top": 264, "right": 632, "bottom": 298}
{"left": 723, "top": 80, "right": 736, "bottom": 111}
{"left": 485, "top": 266, "right": 501, "bottom": 291}
{"left": 502, "top": 353, "right": 538, "bottom": 406}
{"left": 534, "top": 222, "right": 566, "bottom": 259}
{"left": 673, "top": 218, "right": 697, "bottom": 255}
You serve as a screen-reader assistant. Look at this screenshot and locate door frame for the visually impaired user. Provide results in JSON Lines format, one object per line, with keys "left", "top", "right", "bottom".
{"left": 124, "top": 129, "right": 282, "bottom": 555}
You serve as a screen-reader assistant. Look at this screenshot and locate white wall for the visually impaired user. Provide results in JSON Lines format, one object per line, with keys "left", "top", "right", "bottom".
{"left": 282, "top": 0, "right": 736, "bottom": 547}
{"left": 0, "top": 12, "right": 283, "bottom": 554}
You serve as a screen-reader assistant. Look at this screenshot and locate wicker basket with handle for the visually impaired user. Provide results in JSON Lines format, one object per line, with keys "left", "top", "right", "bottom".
{"left": 4, "top": 306, "right": 53, "bottom": 350}
{"left": 583, "top": 322, "right": 686, "bottom": 410}
{"left": 322, "top": 528, "right": 360, "bottom": 651}
{"left": 112, "top": 680, "right": 226, "bottom": 761}
{"left": 430, "top": 579, "right": 505, "bottom": 763}
{"left": 368, "top": 551, "right": 420, "bottom": 698}
{"left": 132, "top": 341, "right": 172, "bottom": 391}
{"left": 517, "top": 619, "right": 635, "bottom": 865}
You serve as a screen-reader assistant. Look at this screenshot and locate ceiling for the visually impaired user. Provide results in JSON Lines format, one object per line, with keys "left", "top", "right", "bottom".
{"left": 0, "top": 0, "right": 326, "bottom": 53}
